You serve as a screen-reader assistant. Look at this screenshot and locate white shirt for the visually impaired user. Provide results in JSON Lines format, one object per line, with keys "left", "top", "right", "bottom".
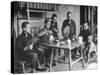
{"left": 89, "top": 42, "right": 96, "bottom": 53}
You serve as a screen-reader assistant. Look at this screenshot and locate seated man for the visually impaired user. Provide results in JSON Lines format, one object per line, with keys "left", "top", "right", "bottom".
{"left": 33, "top": 42, "right": 45, "bottom": 66}
{"left": 38, "top": 19, "right": 53, "bottom": 42}
{"left": 79, "top": 22, "right": 91, "bottom": 45}
{"left": 15, "top": 22, "right": 47, "bottom": 72}
{"left": 38, "top": 19, "right": 53, "bottom": 67}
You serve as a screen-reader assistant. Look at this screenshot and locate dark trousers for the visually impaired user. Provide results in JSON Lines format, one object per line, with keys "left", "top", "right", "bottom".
{"left": 44, "top": 48, "right": 52, "bottom": 65}
{"left": 17, "top": 51, "right": 41, "bottom": 69}
{"left": 29, "top": 52, "right": 40, "bottom": 69}
{"left": 34, "top": 49, "right": 45, "bottom": 65}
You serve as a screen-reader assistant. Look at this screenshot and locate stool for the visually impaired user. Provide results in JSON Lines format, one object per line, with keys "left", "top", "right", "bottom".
{"left": 15, "top": 60, "right": 26, "bottom": 73}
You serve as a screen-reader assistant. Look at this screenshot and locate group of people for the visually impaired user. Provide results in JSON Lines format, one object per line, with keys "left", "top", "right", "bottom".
{"left": 79, "top": 22, "right": 97, "bottom": 62}
{"left": 15, "top": 13, "right": 59, "bottom": 72}
{"left": 15, "top": 11, "right": 97, "bottom": 72}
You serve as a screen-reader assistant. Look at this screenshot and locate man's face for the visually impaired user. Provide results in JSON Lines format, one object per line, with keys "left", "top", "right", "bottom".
{"left": 88, "top": 36, "right": 92, "bottom": 43}
{"left": 52, "top": 17, "right": 57, "bottom": 22}
{"left": 46, "top": 21, "right": 51, "bottom": 29}
{"left": 23, "top": 24, "right": 31, "bottom": 33}
{"left": 84, "top": 23, "right": 88, "bottom": 30}
{"left": 67, "top": 13, "right": 72, "bottom": 20}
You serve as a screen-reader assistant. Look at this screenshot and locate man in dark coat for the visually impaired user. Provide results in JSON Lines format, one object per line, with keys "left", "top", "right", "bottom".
{"left": 61, "top": 11, "right": 76, "bottom": 40}
{"left": 38, "top": 19, "right": 53, "bottom": 67}
{"left": 15, "top": 22, "right": 46, "bottom": 72}
{"left": 61, "top": 11, "right": 76, "bottom": 60}
{"left": 79, "top": 22, "right": 91, "bottom": 43}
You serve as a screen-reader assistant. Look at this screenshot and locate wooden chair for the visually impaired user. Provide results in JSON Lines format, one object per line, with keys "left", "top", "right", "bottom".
{"left": 14, "top": 60, "right": 26, "bottom": 73}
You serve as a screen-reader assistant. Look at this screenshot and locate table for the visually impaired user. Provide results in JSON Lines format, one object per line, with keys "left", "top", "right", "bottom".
{"left": 42, "top": 41, "right": 85, "bottom": 71}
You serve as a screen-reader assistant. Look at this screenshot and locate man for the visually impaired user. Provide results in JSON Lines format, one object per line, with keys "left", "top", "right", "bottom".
{"left": 50, "top": 13, "right": 59, "bottom": 39}
{"left": 79, "top": 22, "right": 91, "bottom": 43}
{"left": 38, "top": 19, "right": 53, "bottom": 67}
{"left": 15, "top": 22, "right": 46, "bottom": 72}
{"left": 38, "top": 19, "right": 53, "bottom": 43}
{"left": 61, "top": 11, "right": 76, "bottom": 40}
{"left": 61, "top": 11, "right": 76, "bottom": 60}
{"left": 50, "top": 14, "right": 59, "bottom": 66}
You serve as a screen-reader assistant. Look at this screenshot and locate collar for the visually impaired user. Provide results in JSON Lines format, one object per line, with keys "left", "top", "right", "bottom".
{"left": 22, "top": 31, "right": 29, "bottom": 37}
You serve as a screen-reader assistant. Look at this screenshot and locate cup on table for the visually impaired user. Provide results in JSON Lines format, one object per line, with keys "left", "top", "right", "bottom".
{"left": 61, "top": 41, "right": 65, "bottom": 45}
{"left": 56, "top": 40, "right": 60, "bottom": 47}
{"left": 78, "top": 36, "right": 83, "bottom": 44}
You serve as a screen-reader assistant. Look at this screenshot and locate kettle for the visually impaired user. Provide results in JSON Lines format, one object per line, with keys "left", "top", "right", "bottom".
{"left": 49, "top": 35, "right": 55, "bottom": 41}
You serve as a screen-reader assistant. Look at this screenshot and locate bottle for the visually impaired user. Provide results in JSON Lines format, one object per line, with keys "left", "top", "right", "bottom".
{"left": 49, "top": 35, "right": 54, "bottom": 41}
{"left": 56, "top": 40, "right": 60, "bottom": 47}
{"left": 67, "top": 38, "right": 71, "bottom": 49}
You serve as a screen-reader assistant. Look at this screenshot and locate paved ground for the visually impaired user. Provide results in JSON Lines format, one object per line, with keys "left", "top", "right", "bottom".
{"left": 14, "top": 50, "right": 97, "bottom": 73}
{"left": 52, "top": 60, "right": 97, "bottom": 72}
{"left": 25, "top": 56, "right": 97, "bottom": 73}
{"left": 51, "top": 50, "right": 97, "bottom": 72}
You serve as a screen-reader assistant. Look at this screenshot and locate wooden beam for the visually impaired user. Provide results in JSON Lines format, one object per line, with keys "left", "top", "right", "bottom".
{"left": 91, "top": 7, "right": 94, "bottom": 35}
{"left": 71, "top": 57, "right": 82, "bottom": 65}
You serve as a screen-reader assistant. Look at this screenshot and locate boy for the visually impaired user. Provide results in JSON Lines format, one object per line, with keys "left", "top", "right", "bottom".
{"left": 84, "top": 35, "right": 96, "bottom": 62}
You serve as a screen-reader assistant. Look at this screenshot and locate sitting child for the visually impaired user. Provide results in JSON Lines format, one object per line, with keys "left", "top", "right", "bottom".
{"left": 84, "top": 35, "right": 97, "bottom": 62}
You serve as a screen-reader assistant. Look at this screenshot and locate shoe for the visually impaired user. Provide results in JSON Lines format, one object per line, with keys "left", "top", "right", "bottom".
{"left": 45, "top": 64, "right": 50, "bottom": 68}
{"left": 52, "top": 63, "right": 56, "bottom": 66}
{"left": 30, "top": 68, "right": 36, "bottom": 73}
{"left": 36, "top": 67, "right": 47, "bottom": 71}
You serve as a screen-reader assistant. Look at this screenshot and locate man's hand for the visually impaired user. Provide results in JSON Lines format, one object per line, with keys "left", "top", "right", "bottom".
{"left": 29, "top": 43, "right": 33, "bottom": 50}
{"left": 53, "top": 28, "right": 59, "bottom": 33}
{"left": 47, "top": 30, "right": 53, "bottom": 34}
{"left": 37, "top": 48, "right": 42, "bottom": 51}
{"left": 24, "top": 46, "right": 28, "bottom": 51}
{"left": 37, "top": 48, "right": 44, "bottom": 52}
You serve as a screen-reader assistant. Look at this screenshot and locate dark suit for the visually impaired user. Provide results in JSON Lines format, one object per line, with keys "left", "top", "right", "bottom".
{"left": 62, "top": 19, "right": 76, "bottom": 40}
{"left": 15, "top": 31, "right": 40, "bottom": 69}
{"left": 50, "top": 21, "right": 59, "bottom": 39}
{"left": 61, "top": 19, "right": 76, "bottom": 58}
{"left": 79, "top": 29, "right": 91, "bottom": 43}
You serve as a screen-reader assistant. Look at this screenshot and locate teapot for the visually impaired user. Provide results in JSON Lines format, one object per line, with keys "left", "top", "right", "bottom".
{"left": 49, "top": 35, "right": 55, "bottom": 42}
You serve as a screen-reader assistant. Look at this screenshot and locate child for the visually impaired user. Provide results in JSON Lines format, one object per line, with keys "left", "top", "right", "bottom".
{"left": 84, "top": 35, "right": 96, "bottom": 63}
